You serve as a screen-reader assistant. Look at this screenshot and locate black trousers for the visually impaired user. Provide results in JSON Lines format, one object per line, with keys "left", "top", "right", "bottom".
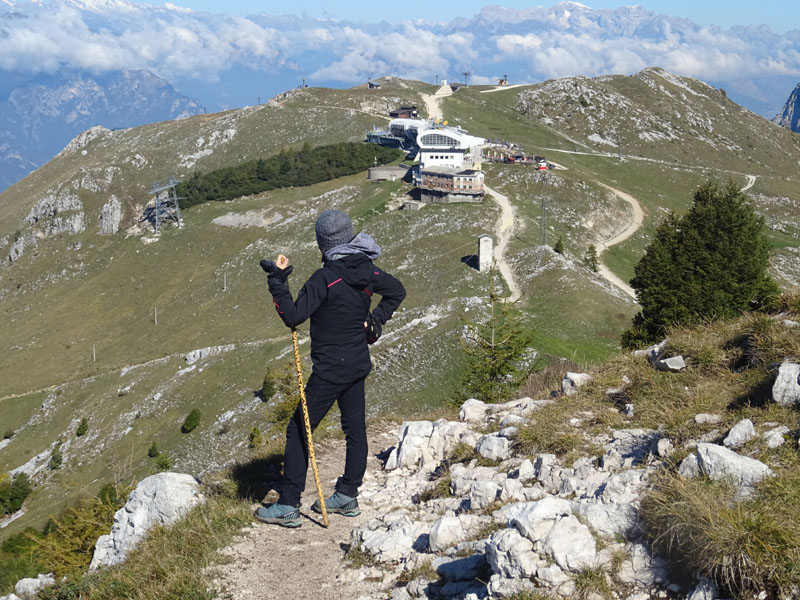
{"left": 279, "top": 373, "right": 367, "bottom": 507}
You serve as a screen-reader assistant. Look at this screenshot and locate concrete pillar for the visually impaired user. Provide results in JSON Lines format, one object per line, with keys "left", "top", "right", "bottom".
{"left": 478, "top": 234, "right": 493, "bottom": 272}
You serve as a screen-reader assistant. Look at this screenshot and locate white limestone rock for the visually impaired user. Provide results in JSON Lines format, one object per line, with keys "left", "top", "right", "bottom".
{"left": 352, "top": 515, "right": 429, "bottom": 563}
{"left": 0, "top": 593, "right": 22, "bottom": 600}
{"left": 185, "top": 344, "right": 235, "bottom": 365}
{"left": 632, "top": 340, "right": 666, "bottom": 362}
{"left": 89, "top": 473, "right": 204, "bottom": 570}
{"left": 468, "top": 480, "right": 500, "bottom": 511}
{"left": 98, "top": 196, "right": 123, "bottom": 235}
{"left": 616, "top": 543, "right": 668, "bottom": 587}
{"left": 485, "top": 528, "right": 540, "bottom": 579}
{"left": 723, "top": 419, "right": 756, "bottom": 449}
{"left": 389, "top": 419, "right": 475, "bottom": 473}
{"left": 656, "top": 438, "right": 674, "bottom": 457}
{"left": 541, "top": 515, "right": 598, "bottom": 572}
{"left": 14, "top": 574, "right": 55, "bottom": 599}
{"left": 476, "top": 434, "right": 511, "bottom": 461}
{"left": 688, "top": 577, "right": 719, "bottom": 600}
{"left": 772, "top": 362, "right": 800, "bottom": 406}
{"left": 763, "top": 426, "right": 790, "bottom": 449}
{"left": 575, "top": 502, "right": 639, "bottom": 538}
{"left": 655, "top": 355, "right": 686, "bottom": 372}
{"left": 680, "top": 443, "right": 774, "bottom": 488}
{"left": 459, "top": 398, "right": 488, "bottom": 422}
{"left": 695, "top": 413, "right": 723, "bottom": 425}
{"left": 508, "top": 496, "right": 572, "bottom": 542}
{"left": 429, "top": 516, "right": 466, "bottom": 552}
{"left": 562, "top": 372, "right": 591, "bottom": 396}
{"left": 513, "top": 459, "right": 535, "bottom": 482}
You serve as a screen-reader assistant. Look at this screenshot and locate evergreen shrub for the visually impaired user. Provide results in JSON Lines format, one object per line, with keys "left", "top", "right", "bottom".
{"left": 181, "top": 409, "right": 201, "bottom": 433}
{"left": 623, "top": 180, "right": 779, "bottom": 347}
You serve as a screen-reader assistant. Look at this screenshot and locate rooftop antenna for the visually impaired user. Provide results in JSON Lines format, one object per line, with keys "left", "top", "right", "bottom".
{"left": 149, "top": 177, "right": 183, "bottom": 233}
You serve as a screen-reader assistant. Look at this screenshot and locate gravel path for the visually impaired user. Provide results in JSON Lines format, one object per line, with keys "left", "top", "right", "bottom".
{"left": 212, "top": 429, "right": 399, "bottom": 600}
{"left": 484, "top": 184, "right": 521, "bottom": 302}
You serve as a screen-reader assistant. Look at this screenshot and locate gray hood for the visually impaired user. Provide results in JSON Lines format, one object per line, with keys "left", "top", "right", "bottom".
{"left": 323, "top": 232, "right": 381, "bottom": 262}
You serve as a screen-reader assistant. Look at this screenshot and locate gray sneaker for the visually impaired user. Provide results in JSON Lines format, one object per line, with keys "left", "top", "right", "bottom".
{"left": 254, "top": 503, "right": 302, "bottom": 528}
{"left": 311, "top": 491, "right": 360, "bottom": 517}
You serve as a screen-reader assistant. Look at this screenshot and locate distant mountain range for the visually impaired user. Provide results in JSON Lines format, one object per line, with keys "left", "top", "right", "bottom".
{"left": 1, "top": 0, "right": 799, "bottom": 189}
{"left": 0, "top": 68, "right": 202, "bottom": 191}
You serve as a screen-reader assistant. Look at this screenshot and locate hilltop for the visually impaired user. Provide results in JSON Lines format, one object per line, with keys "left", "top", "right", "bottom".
{"left": 0, "top": 68, "right": 799, "bottom": 559}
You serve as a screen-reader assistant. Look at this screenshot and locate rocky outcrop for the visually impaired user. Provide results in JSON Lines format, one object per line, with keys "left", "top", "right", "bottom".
{"left": 89, "top": 473, "right": 204, "bottom": 570}
{"left": 348, "top": 399, "right": 675, "bottom": 599}
{"left": 11, "top": 574, "right": 55, "bottom": 599}
{"left": 773, "top": 83, "right": 800, "bottom": 132}
{"left": 98, "top": 196, "right": 123, "bottom": 235}
{"left": 678, "top": 443, "right": 774, "bottom": 488}
{"left": 184, "top": 344, "right": 236, "bottom": 365}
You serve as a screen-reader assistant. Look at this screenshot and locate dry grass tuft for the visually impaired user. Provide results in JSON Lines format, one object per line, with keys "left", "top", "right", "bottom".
{"left": 641, "top": 469, "right": 800, "bottom": 598}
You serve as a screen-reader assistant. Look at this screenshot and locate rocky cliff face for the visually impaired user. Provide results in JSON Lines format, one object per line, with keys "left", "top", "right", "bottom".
{"left": 773, "top": 83, "right": 800, "bottom": 132}
{"left": 0, "top": 68, "right": 203, "bottom": 191}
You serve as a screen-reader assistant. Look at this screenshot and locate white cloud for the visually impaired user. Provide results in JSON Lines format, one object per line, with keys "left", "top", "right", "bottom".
{"left": 0, "top": 0, "right": 799, "bottom": 103}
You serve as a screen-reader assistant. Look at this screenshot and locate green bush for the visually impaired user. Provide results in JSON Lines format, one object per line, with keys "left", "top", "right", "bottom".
{"left": 623, "top": 180, "right": 778, "bottom": 347}
{"left": 75, "top": 418, "right": 88, "bottom": 437}
{"left": 154, "top": 455, "right": 172, "bottom": 471}
{"left": 181, "top": 409, "right": 201, "bottom": 434}
{"left": 553, "top": 236, "right": 565, "bottom": 254}
{"left": 0, "top": 473, "right": 32, "bottom": 516}
{"left": 147, "top": 441, "right": 160, "bottom": 458}
{"left": 48, "top": 446, "right": 63, "bottom": 470}
{"left": 2, "top": 430, "right": 13, "bottom": 440}
{"left": 248, "top": 427, "right": 263, "bottom": 449}
{"left": 176, "top": 142, "right": 403, "bottom": 208}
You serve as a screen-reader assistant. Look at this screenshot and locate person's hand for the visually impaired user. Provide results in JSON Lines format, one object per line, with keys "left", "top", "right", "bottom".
{"left": 260, "top": 255, "right": 293, "bottom": 280}
{"left": 365, "top": 313, "right": 381, "bottom": 344}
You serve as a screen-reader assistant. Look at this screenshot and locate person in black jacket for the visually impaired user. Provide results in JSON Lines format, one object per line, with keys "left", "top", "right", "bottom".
{"left": 256, "top": 209, "right": 406, "bottom": 527}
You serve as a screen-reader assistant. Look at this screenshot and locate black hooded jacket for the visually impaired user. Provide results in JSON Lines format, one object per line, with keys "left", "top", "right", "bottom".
{"left": 268, "top": 254, "right": 406, "bottom": 384}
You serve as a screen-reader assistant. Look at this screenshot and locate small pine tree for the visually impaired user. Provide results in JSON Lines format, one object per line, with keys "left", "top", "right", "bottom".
{"left": 248, "top": 426, "right": 263, "bottom": 449}
{"left": 584, "top": 244, "right": 599, "bottom": 272}
{"left": 459, "top": 272, "right": 536, "bottom": 403}
{"left": 553, "top": 236, "right": 565, "bottom": 254}
{"left": 261, "top": 369, "right": 276, "bottom": 401}
{"left": 148, "top": 441, "right": 160, "bottom": 458}
{"left": 75, "top": 418, "right": 88, "bottom": 437}
{"left": 154, "top": 454, "right": 172, "bottom": 471}
{"left": 48, "top": 446, "right": 63, "bottom": 470}
{"left": 623, "top": 180, "right": 779, "bottom": 347}
{"left": 181, "top": 409, "right": 201, "bottom": 433}
{"left": 3, "top": 429, "right": 14, "bottom": 440}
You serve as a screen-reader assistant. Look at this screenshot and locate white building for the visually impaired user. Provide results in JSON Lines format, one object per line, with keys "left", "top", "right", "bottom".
{"left": 416, "top": 122, "right": 484, "bottom": 169}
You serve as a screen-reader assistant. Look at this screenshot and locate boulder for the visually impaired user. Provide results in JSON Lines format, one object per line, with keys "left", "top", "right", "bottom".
{"left": 14, "top": 574, "right": 55, "bottom": 599}
{"left": 468, "top": 481, "right": 500, "bottom": 511}
{"left": 353, "top": 515, "right": 429, "bottom": 563}
{"left": 387, "top": 419, "right": 474, "bottom": 472}
{"left": 616, "top": 543, "right": 668, "bottom": 587}
{"left": 632, "top": 340, "right": 666, "bottom": 363}
{"left": 763, "top": 426, "right": 789, "bottom": 449}
{"left": 98, "top": 196, "right": 123, "bottom": 235}
{"left": 562, "top": 372, "right": 591, "bottom": 396}
{"left": 476, "top": 435, "right": 511, "bottom": 461}
{"left": 508, "top": 496, "right": 572, "bottom": 542}
{"left": 485, "top": 528, "right": 540, "bottom": 579}
{"left": 575, "top": 502, "right": 639, "bottom": 538}
{"left": 459, "top": 399, "right": 488, "bottom": 423}
{"left": 655, "top": 355, "right": 686, "bottom": 372}
{"left": 90, "top": 473, "right": 204, "bottom": 570}
{"left": 772, "top": 362, "right": 800, "bottom": 406}
{"left": 680, "top": 443, "right": 774, "bottom": 487}
{"left": 723, "top": 419, "right": 756, "bottom": 449}
{"left": 429, "top": 516, "right": 466, "bottom": 552}
{"left": 541, "top": 515, "right": 598, "bottom": 572}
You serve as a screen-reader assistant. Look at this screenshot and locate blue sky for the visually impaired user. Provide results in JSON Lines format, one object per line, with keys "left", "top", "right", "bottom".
{"left": 146, "top": 1, "right": 798, "bottom": 33}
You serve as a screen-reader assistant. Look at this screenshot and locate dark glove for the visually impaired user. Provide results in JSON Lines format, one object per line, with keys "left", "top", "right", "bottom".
{"left": 260, "top": 259, "right": 293, "bottom": 281}
{"left": 365, "top": 313, "right": 382, "bottom": 345}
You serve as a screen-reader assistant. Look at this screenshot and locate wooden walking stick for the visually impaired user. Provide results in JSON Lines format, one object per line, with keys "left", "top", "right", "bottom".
{"left": 291, "top": 327, "right": 329, "bottom": 528}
